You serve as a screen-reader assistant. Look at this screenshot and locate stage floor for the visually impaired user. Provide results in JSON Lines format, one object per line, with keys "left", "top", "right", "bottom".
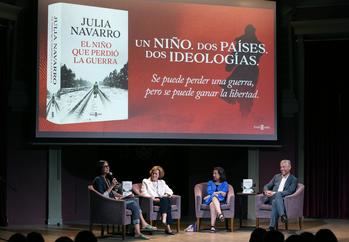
{"left": 1, "top": 219, "right": 349, "bottom": 242}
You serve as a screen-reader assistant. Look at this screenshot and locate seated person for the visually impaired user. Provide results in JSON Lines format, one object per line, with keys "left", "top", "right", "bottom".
{"left": 263, "top": 159, "right": 298, "bottom": 231}
{"left": 203, "top": 167, "right": 229, "bottom": 233}
{"left": 141, "top": 166, "right": 175, "bottom": 235}
{"left": 92, "top": 160, "right": 156, "bottom": 240}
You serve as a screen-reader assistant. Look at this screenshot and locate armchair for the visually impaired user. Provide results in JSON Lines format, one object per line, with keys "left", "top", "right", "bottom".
{"left": 88, "top": 185, "right": 132, "bottom": 240}
{"left": 255, "top": 183, "right": 305, "bottom": 230}
{"left": 194, "top": 182, "right": 235, "bottom": 232}
{"left": 132, "top": 183, "right": 181, "bottom": 232}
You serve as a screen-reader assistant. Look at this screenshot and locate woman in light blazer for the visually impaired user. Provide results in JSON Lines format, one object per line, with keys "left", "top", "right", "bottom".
{"left": 141, "top": 166, "right": 175, "bottom": 235}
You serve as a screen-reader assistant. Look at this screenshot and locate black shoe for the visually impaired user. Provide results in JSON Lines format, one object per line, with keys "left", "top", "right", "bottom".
{"left": 165, "top": 229, "right": 175, "bottom": 235}
{"left": 218, "top": 213, "right": 225, "bottom": 222}
{"left": 281, "top": 215, "right": 288, "bottom": 224}
{"left": 269, "top": 226, "right": 275, "bottom": 231}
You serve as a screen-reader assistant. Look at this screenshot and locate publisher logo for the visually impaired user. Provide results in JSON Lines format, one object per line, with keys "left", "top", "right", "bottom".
{"left": 253, "top": 124, "right": 271, "bottom": 131}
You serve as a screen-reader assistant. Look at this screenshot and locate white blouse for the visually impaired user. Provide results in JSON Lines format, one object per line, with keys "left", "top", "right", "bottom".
{"left": 141, "top": 178, "right": 173, "bottom": 198}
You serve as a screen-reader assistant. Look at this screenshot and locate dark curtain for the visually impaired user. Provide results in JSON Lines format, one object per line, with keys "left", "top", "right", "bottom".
{"left": 0, "top": 18, "right": 11, "bottom": 226}
{"left": 304, "top": 40, "right": 349, "bottom": 218}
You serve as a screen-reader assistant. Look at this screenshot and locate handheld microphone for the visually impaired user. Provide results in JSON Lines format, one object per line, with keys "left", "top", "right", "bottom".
{"left": 108, "top": 172, "right": 120, "bottom": 189}
{"left": 108, "top": 172, "right": 114, "bottom": 179}
{"left": 107, "top": 172, "right": 116, "bottom": 182}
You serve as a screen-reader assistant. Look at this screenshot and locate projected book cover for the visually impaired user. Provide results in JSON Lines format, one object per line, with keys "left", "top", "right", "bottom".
{"left": 38, "top": 0, "right": 276, "bottom": 140}
{"left": 46, "top": 3, "right": 128, "bottom": 124}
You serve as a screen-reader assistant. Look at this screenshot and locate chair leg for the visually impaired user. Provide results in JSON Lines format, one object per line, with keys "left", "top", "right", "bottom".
{"left": 230, "top": 218, "right": 234, "bottom": 232}
{"left": 256, "top": 218, "right": 260, "bottom": 228}
{"left": 299, "top": 217, "right": 303, "bottom": 230}
{"left": 285, "top": 222, "right": 288, "bottom": 231}
{"left": 122, "top": 225, "right": 126, "bottom": 240}
{"left": 196, "top": 218, "right": 200, "bottom": 232}
{"left": 89, "top": 223, "right": 92, "bottom": 232}
{"left": 177, "top": 219, "right": 180, "bottom": 232}
{"left": 107, "top": 224, "right": 110, "bottom": 234}
{"left": 112, "top": 224, "right": 115, "bottom": 234}
{"left": 225, "top": 218, "right": 229, "bottom": 231}
{"left": 101, "top": 225, "right": 105, "bottom": 237}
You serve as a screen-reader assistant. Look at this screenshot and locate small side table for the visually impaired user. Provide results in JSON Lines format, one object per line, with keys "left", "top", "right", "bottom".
{"left": 236, "top": 192, "right": 258, "bottom": 229}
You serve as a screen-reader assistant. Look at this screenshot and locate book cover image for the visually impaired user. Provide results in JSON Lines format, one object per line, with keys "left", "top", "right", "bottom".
{"left": 46, "top": 2, "right": 128, "bottom": 124}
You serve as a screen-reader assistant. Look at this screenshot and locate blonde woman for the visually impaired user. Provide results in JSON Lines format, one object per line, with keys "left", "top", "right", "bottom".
{"left": 141, "top": 166, "right": 175, "bottom": 235}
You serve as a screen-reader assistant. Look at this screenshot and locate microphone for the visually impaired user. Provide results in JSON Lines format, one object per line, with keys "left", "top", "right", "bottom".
{"left": 108, "top": 172, "right": 120, "bottom": 189}
{"left": 108, "top": 172, "right": 114, "bottom": 179}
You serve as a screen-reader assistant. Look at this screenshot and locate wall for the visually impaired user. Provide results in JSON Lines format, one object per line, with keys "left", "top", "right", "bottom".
{"left": 3, "top": 0, "right": 49, "bottom": 225}
{"left": 0, "top": 16, "right": 11, "bottom": 226}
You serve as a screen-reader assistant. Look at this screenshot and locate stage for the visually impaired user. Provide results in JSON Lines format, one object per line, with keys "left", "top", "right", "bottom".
{"left": 1, "top": 219, "right": 349, "bottom": 242}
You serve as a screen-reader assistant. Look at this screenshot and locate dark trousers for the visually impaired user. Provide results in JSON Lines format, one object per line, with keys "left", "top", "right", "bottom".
{"left": 155, "top": 197, "right": 173, "bottom": 225}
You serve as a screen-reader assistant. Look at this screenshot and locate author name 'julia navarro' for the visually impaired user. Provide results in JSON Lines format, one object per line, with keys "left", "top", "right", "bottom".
{"left": 71, "top": 17, "right": 121, "bottom": 38}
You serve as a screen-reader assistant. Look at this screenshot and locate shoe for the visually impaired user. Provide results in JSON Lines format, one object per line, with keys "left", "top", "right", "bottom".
{"left": 165, "top": 229, "right": 175, "bottom": 235}
{"left": 184, "top": 224, "right": 194, "bottom": 232}
{"left": 134, "top": 234, "right": 150, "bottom": 240}
{"left": 210, "top": 226, "right": 216, "bottom": 233}
{"left": 269, "top": 226, "right": 275, "bottom": 231}
{"left": 281, "top": 215, "right": 288, "bottom": 224}
{"left": 142, "top": 224, "right": 157, "bottom": 231}
{"left": 218, "top": 213, "right": 225, "bottom": 222}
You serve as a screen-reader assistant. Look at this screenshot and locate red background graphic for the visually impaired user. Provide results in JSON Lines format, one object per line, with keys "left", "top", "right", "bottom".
{"left": 37, "top": 0, "right": 275, "bottom": 138}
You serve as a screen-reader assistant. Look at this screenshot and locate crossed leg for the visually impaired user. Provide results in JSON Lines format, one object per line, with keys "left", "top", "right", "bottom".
{"left": 209, "top": 196, "right": 223, "bottom": 227}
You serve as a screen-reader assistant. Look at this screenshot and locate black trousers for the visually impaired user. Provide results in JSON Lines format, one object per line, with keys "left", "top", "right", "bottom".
{"left": 155, "top": 197, "right": 173, "bottom": 225}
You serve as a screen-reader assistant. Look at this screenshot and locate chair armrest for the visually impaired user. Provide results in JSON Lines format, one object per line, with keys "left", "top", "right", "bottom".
{"left": 171, "top": 195, "right": 181, "bottom": 215}
{"left": 226, "top": 193, "right": 235, "bottom": 212}
{"left": 255, "top": 193, "right": 265, "bottom": 210}
{"left": 284, "top": 194, "right": 301, "bottom": 207}
{"left": 284, "top": 189, "right": 302, "bottom": 200}
{"left": 284, "top": 189, "right": 302, "bottom": 207}
{"left": 106, "top": 199, "right": 127, "bottom": 218}
{"left": 284, "top": 190, "right": 304, "bottom": 217}
{"left": 138, "top": 196, "right": 154, "bottom": 218}
{"left": 194, "top": 187, "right": 203, "bottom": 216}
{"left": 90, "top": 192, "right": 128, "bottom": 224}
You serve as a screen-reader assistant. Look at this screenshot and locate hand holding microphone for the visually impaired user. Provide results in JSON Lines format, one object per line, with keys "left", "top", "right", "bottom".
{"left": 112, "top": 178, "right": 119, "bottom": 187}
{"left": 108, "top": 172, "right": 120, "bottom": 189}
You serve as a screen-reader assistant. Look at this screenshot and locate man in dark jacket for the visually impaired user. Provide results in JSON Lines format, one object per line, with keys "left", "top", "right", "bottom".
{"left": 263, "top": 160, "right": 298, "bottom": 230}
